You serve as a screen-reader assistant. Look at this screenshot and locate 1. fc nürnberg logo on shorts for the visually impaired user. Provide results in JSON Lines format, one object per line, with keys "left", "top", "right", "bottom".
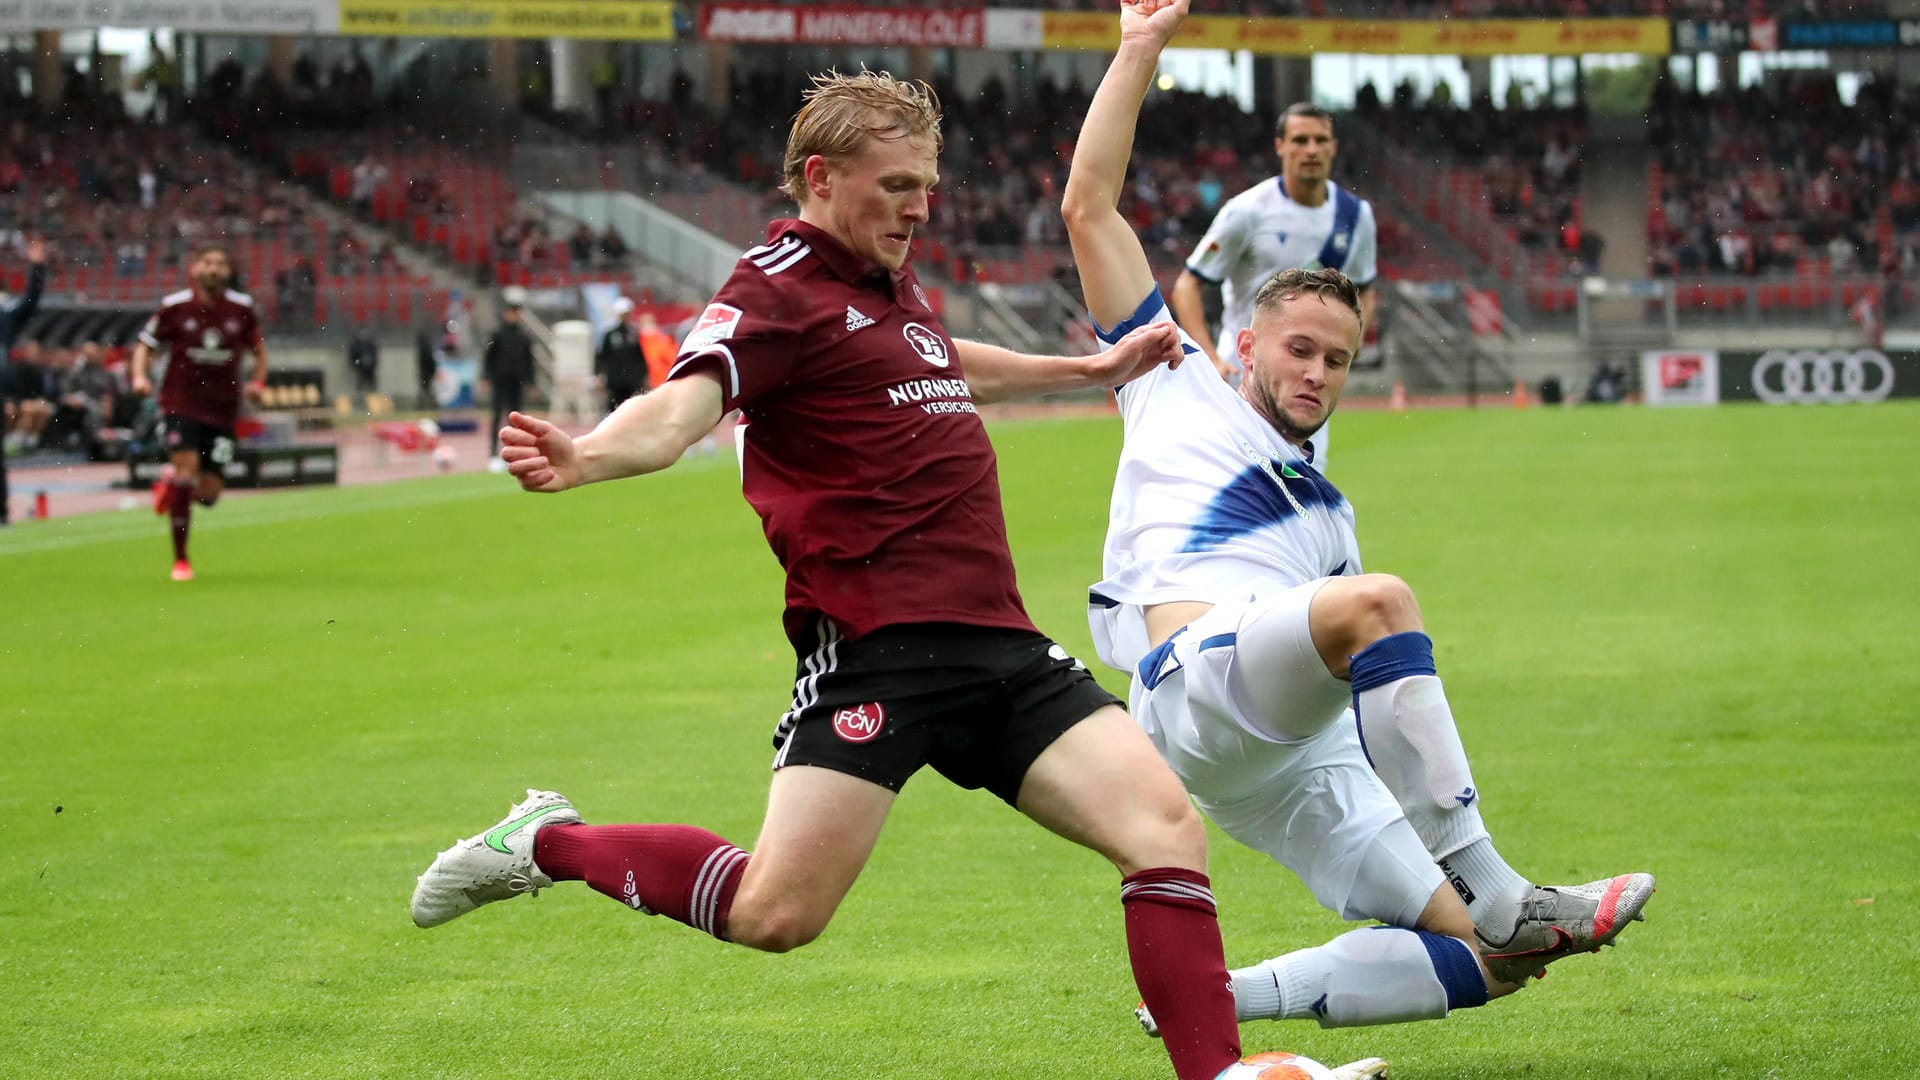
{"left": 832, "top": 702, "right": 887, "bottom": 743}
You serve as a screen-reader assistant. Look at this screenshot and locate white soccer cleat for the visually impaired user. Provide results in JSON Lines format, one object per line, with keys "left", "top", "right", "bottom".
{"left": 1135, "top": 999, "right": 1160, "bottom": 1038}
{"left": 1329, "top": 1058, "right": 1391, "bottom": 1080}
{"left": 1478, "top": 872, "right": 1656, "bottom": 984}
{"left": 411, "top": 788, "right": 582, "bottom": 928}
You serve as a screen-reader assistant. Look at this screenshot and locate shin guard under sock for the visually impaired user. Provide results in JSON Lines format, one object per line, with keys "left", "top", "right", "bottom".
{"left": 535, "top": 823, "right": 748, "bottom": 940}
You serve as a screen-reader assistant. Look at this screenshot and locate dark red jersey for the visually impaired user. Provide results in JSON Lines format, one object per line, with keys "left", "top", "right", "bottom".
{"left": 670, "top": 219, "right": 1036, "bottom": 646}
{"left": 140, "top": 287, "right": 263, "bottom": 427}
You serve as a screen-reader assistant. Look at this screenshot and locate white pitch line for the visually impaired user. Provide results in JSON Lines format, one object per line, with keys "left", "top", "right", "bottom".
{"left": 0, "top": 480, "right": 514, "bottom": 558}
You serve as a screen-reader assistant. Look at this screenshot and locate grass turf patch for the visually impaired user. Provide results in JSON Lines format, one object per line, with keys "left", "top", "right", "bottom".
{"left": 4, "top": 402, "right": 1916, "bottom": 1077}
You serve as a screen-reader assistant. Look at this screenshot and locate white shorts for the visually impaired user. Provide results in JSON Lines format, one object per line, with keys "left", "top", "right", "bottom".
{"left": 1130, "top": 580, "right": 1441, "bottom": 924}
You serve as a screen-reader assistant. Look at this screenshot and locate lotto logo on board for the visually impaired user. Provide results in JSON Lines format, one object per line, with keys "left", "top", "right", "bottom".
{"left": 832, "top": 703, "right": 887, "bottom": 743}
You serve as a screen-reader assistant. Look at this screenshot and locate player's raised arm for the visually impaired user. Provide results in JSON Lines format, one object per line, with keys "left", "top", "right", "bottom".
{"left": 1060, "top": 0, "right": 1189, "bottom": 331}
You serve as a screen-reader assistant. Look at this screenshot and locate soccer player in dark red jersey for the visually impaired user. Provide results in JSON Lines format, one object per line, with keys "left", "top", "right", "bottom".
{"left": 411, "top": 72, "right": 1248, "bottom": 1079}
{"left": 129, "top": 245, "right": 269, "bottom": 581}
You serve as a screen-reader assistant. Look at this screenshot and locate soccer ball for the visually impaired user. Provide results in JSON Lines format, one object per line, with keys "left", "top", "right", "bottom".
{"left": 432, "top": 444, "right": 458, "bottom": 472}
{"left": 1214, "top": 1052, "right": 1337, "bottom": 1080}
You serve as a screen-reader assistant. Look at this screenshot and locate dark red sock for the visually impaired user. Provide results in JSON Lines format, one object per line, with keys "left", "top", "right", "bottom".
{"left": 168, "top": 481, "right": 194, "bottom": 562}
{"left": 534, "top": 823, "right": 748, "bottom": 940}
{"left": 1121, "top": 868, "right": 1240, "bottom": 1080}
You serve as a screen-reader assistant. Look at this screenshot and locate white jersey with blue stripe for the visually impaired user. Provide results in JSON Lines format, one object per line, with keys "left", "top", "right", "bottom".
{"left": 1185, "top": 178, "right": 1377, "bottom": 365}
{"left": 1088, "top": 288, "right": 1361, "bottom": 673}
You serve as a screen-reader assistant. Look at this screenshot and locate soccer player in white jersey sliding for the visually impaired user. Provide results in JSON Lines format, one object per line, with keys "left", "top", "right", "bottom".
{"left": 1062, "top": 0, "right": 1654, "bottom": 1035}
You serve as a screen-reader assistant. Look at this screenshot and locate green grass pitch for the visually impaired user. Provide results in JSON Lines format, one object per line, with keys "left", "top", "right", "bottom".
{"left": 4, "top": 402, "right": 1917, "bottom": 1078}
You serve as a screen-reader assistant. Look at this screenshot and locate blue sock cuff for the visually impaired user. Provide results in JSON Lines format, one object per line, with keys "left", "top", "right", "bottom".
{"left": 1349, "top": 631, "right": 1436, "bottom": 693}
{"left": 1415, "top": 931, "right": 1490, "bottom": 1010}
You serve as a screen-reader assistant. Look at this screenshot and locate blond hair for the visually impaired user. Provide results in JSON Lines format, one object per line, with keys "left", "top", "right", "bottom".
{"left": 781, "top": 70, "right": 943, "bottom": 204}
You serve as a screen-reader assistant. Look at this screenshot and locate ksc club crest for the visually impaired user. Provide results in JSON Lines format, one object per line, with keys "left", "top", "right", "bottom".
{"left": 832, "top": 702, "right": 887, "bottom": 743}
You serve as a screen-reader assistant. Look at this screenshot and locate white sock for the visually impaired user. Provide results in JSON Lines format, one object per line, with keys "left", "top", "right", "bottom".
{"left": 1439, "top": 841, "right": 1532, "bottom": 944}
{"left": 1230, "top": 927, "right": 1487, "bottom": 1028}
{"left": 1349, "top": 634, "right": 1532, "bottom": 935}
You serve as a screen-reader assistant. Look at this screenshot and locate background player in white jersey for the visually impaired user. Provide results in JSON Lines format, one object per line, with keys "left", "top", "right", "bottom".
{"left": 1172, "top": 101, "right": 1378, "bottom": 387}
{"left": 1062, "top": 0, "right": 1654, "bottom": 1035}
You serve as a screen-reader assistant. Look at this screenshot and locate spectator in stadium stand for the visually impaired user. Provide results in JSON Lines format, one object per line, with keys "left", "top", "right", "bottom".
{"left": 128, "top": 243, "right": 271, "bottom": 583}
{"left": 635, "top": 310, "right": 679, "bottom": 394}
{"left": 597, "top": 224, "right": 629, "bottom": 266}
{"left": 347, "top": 322, "right": 380, "bottom": 405}
{"left": 0, "top": 238, "right": 46, "bottom": 525}
{"left": 1063, "top": 0, "right": 1653, "bottom": 1040}
{"left": 411, "top": 69, "right": 1253, "bottom": 1080}
{"left": 593, "top": 296, "right": 645, "bottom": 415}
{"left": 53, "top": 341, "right": 119, "bottom": 455}
{"left": 1170, "top": 101, "right": 1379, "bottom": 386}
{"left": 3, "top": 340, "right": 54, "bottom": 456}
{"left": 414, "top": 324, "right": 439, "bottom": 411}
{"left": 567, "top": 223, "right": 596, "bottom": 270}
{"left": 480, "top": 291, "right": 537, "bottom": 469}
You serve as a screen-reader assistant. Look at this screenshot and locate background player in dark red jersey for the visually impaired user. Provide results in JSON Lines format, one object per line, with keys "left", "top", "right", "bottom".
{"left": 129, "top": 245, "right": 269, "bottom": 581}
{"left": 411, "top": 72, "right": 1254, "bottom": 1079}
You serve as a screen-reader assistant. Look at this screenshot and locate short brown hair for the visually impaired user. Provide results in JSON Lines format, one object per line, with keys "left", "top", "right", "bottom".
{"left": 1275, "top": 102, "right": 1334, "bottom": 139}
{"left": 1252, "top": 267, "right": 1362, "bottom": 323}
{"left": 781, "top": 70, "right": 943, "bottom": 204}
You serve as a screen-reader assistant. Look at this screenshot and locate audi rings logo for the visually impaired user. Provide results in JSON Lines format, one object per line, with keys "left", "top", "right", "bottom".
{"left": 1751, "top": 349, "right": 1895, "bottom": 405}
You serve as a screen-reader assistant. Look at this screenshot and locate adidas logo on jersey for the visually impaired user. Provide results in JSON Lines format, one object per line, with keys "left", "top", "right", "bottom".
{"left": 845, "top": 306, "right": 876, "bottom": 332}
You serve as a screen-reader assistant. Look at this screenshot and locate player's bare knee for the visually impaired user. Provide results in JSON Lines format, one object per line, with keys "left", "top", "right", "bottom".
{"left": 1112, "top": 794, "right": 1208, "bottom": 875}
{"left": 1346, "top": 574, "right": 1421, "bottom": 636}
{"left": 725, "top": 900, "right": 829, "bottom": 954}
{"left": 1315, "top": 574, "right": 1422, "bottom": 666}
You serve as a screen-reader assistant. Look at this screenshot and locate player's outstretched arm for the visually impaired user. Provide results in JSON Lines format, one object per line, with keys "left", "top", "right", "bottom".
{"left": 955, "top": 327, "right": 1181, "bottom": 405}
{"left": 502, "top": 372, "right": 723, "bottom": 492}
{"left": 1060, "top": 0, "right": 1189, "bottom": 330}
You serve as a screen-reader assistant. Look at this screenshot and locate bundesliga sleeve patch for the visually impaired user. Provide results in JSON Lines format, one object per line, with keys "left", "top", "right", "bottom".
{"left": 682, "top": 303, "right": 744, "bottom": 352}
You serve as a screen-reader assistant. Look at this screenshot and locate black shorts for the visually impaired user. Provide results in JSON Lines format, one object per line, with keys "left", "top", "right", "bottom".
{"left": 164, "top": 415, "right": 237, "bottom": 473}
{"left": 771, "top": 620, "right": 1123, "bottom": 805}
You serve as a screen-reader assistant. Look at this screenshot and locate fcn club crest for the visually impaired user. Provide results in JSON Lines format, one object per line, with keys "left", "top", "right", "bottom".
{"left": 902, "top": 323, "right": 949, "bottom": 368}
{"left": 832, "top": 702, "right": 887, "bottom": 743}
